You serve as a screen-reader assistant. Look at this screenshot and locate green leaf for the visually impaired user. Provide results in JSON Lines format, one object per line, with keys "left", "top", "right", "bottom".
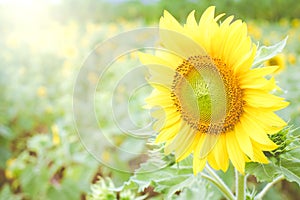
{"left": 278, "top": 148, "right": 300, "bottom": 186}
{"left": 0, "top": 125, "right": 12, "bottom": 139}
{"left": 0, "top": 184, "right": 22, "bottom": 200}
{"left": 129, "top": 159, "right": 192, "bottom": 193}
{"left": 175, "top": 179, "right": 214, "bottom": 200}
{"left": 129, "top": 156, "right": 192, "bottom": 194}
{"left": 253, "top": 37, "right": 288, "bottom": 67}
{"left": 246, "top": 161, "right": 281, "bottom": 182}
{"left": 166, "top": 176, "right": 195, "bottom": 199}
{"left": 154, "top": 174, "right": 193, "bottom": 196}
{"left": 128, "top": 156, "right": 221, "bottom": 199}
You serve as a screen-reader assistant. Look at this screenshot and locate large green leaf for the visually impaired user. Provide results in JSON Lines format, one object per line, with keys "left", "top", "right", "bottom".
{"left": 129, "top": 158, "right": 192, "bottom": 194}
{"left": 128, "top": 156, "right": 222, "bottom": 199}
{"left": 278, "top": 148, "right": 300, "bottom": 186}
{"left": 175, "top": 180, "right": 216, "bottom": 200}
{"left": 253, "top": 37, "right": 288, "bottom": 68}
{"left": 245, "top": 161, "right": 281, "bottom": 182}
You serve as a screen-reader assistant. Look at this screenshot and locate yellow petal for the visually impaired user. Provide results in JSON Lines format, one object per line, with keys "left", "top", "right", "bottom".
{"left": 240, "top": 114, "right": 278, "bottom": 146}
{"left": 226, "top": 131, "right": 245, "bottom": 174}
{"left": 155, "top": 120, "right": 181, "bottom": 143}
{"left": 220, "top": 15, "right": 234, "bottom": 28}
{"left": 147, "top": 64, "right": 175, "bottom": 88}
{"left": 139, "top": 52, "right": 176, "bottom": 68}
{"left": 240, "top": 76, "right": 281, "bottom": 93}
{"left": 199, "top": 6, "right": 216, "bottom": 27}
{"left": 177, "top": 133, "right": 202, "bottom": 162}
{"left": 193, "top": 134, "right": 207, "bottom": 174}
{"left": 197, "top": 6, "right": 219, "bottom": 52}
{"left": 234, "top": 122, "right": 254, "bottom": 159}
{"left": 199, "top": 134, "right": 220, "bottom": 159}
{"left": 228, "top": 34, "right": 250, "bottom": 68}
{"left": 240, "top": 66, "right": 279, "bottom": 81}
{"left": 213, "top": 134, "right": 229, "bottom": 172}
{"left": 208, "top": 152, "right": 220, "bottom": 170}
{"left": 165, "top": 122, "right": 194, "bottom": 155}
{"left": 222, "top": 19, "right": 243, "bottom": 46}
{"left": 145, "top": 90, "right": 172, "bottom": 107}
{"left": 222, "top": 20, "right": 245, "bottom": 64}
{"left": 139, "top": 52, "right": 176, "bottom": 88}
{"left": 173, "top": 126, "right": 195, "bottom": 157}
{"left": 153, "top": 109, "right": 180, "bottom": 131}
{"left": 251, "top": 140, "right": 270, "bottom": 163}
{"left": 214, "top": 13, "right": 226, "bottom": 22}
{"left": 155, "top": 50, "right": 183, "bottom": 68}
{"left": 193, "top": 157, "right": 207, "bottom": 175}
{"left": 244, "top": 89, "right": 288, "bottom": 109}
{"left": 254, "top": 140, "right": 278, "bottom": 151}
{"left": 233, "top": 43, "right": 256, "bottom": 75}
{"left": 185, "top": 10, "right": 198, "bottom": 29}
{"left": 160, "top": 11, "right": 207, "bottom": 58}
{"left": 244, "top": 106, "right": 287, "bottom": 128}
{"left": 161, "top": 10, "right": 184, "bottom": 32}
{"left": 243, "top": 107, "right": 286, "bottom": 135}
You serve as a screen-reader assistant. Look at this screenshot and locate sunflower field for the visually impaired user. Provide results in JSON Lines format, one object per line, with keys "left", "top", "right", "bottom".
{"left": 1, "top": 0, "right": 300, "bottom": 200}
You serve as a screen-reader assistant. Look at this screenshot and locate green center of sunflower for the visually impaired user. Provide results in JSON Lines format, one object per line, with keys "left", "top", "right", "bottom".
{"left": 171, "top": 55, "right": 244, "bottom": 134}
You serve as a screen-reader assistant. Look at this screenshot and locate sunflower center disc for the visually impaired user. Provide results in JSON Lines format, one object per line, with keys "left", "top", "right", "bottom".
{"left": 171, "top": 55, "right": 244, "bottom": 134}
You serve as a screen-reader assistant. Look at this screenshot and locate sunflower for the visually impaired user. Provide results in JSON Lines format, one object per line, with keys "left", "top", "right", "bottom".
{"left": 265, "top": 54, "right": 286, "bottom": 74}
{"left": 139, "top": 6, "right": 289, "bottom": 174}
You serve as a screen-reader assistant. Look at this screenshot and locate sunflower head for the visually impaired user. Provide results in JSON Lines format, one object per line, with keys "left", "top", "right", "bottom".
{"left": 140, "top": 6, "right": 289, "bottom": 174}
{"left": 265, "top": 54, "right": 286, "bottom": 74}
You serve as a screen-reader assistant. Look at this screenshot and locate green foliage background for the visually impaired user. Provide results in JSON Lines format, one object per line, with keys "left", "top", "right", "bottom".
{"left": 0, "top": 0, "right": 300, "bottom": 199}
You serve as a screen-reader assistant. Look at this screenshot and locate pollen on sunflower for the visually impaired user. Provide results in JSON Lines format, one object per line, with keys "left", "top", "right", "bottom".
{"left": 139, "top": 6, "right": 289, "bottom": 175}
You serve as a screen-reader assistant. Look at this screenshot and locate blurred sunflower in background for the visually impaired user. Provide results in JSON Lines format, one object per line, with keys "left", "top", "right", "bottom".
{"left": 140, "top": 6, "right": 289, "bottom": 174}
{"left": 265, "top": 54, "right": 286, "bottom": 74}
{"left": 287, "top": 53, "right": 297, "bottom": 65}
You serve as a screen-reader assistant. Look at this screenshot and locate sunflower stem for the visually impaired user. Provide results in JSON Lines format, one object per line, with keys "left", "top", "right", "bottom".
{"left": 203, "top": 166, "right": 235, "bottom": 200}
{"left": 254, "top": 175, "right": 284, "bottom": 200}
{"left": 235, "top": 169, "right": 246, "bottom": 200}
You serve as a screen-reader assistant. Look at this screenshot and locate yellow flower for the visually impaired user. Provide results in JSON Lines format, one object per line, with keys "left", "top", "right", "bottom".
{"left": 279, "top": 18, "right": 289, "bottom": 27}
{"left": 265, "top": 54, "right": 286, "bottom": 74}
{"left": 86, "top": 22, "right": 102, "bottom": 35}
{"left": 45, "top": 106, "right": 53, "bottom": 114}
{"left": 101, "top": 149, "right": 111, "bottom": 163}
{"left": 5, "top": 170, "right": 13, "bottom": 179}
{"left": 37, "top": 86, "right": 47, "bottom": 97}
{"left": 5, "top": 159, "right": 15, "bottom": 179}
{"left": 62, "top": 46, "right": 78, "bottom": 59}
{"left": 247, "top": 21, "right": 262, "bottom": 40}
{"left": 291, "top": 18, "right": 300, "bottom": 28}
{"left": 51, "top": 125, "right": 60, "bottom": 145}
{"left": 140, "top": 7, "right": 288, "bottom": 174}
{"left": 287, "top": 53, "right": 297, "bottom": 65}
